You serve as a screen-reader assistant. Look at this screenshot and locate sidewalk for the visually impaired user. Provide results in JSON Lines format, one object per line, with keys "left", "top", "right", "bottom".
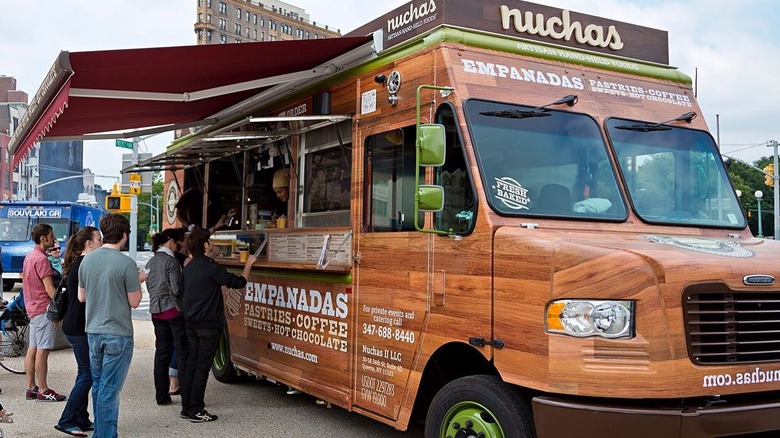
{"left": 0, "top": 319, "right": 419, "bottom": 437}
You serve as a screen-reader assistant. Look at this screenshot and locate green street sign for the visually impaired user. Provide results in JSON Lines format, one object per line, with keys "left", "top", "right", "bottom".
{"left": 115, "top": 139, "right": 134, "bottom": 149}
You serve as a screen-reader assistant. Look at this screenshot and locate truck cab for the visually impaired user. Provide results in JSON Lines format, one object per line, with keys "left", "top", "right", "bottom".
{"left": 0, "top": 202, "right": 104, "bottom": 293}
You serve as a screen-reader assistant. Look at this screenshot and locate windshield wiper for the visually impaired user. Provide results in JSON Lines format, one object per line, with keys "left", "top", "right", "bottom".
{"left": 480, "top": 109, "right": 552, "bottom": 119}
{"left": 615, "top": 123, "right": 671, "bottom": 132}
{"left": 480, "top": 94, "right": 578, "bottom": 119}
{"left": 615, "top": 111, "right": 697, "bottom": 133}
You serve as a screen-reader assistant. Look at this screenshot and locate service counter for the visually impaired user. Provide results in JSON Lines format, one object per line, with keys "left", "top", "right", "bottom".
{"left": 211, "top": 228, "right": 353, "bottom": 273}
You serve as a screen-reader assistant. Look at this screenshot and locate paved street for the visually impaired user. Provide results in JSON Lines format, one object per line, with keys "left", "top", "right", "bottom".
{"left": 0, "top": 252, "right": 425, "bottom": 437}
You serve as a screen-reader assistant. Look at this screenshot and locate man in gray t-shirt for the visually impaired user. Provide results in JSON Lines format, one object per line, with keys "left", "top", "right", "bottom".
{"left": 78, "top": 214, "right": 146, "bottom": 437}
{"left": 80, "top": 248, "right": 139, "bottom": 336}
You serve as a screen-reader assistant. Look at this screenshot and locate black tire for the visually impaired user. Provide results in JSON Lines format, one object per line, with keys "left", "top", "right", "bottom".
{"left": 211, "top": 329, "right": 239, "bottom": 383}
{"left": 0, "top": 314, "right": 28, "bottom": 374}
{"left": 425, "top": 375, "right": 535, "bottom": 438}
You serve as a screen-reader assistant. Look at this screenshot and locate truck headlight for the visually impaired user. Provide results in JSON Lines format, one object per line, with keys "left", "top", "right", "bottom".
{"left": 546, "top": 300, "right": 634, "bottom": 339}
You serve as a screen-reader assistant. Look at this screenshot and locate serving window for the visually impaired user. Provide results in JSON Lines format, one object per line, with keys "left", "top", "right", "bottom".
{"left": 298, "top": 120, "right": 352, "bottom": 228}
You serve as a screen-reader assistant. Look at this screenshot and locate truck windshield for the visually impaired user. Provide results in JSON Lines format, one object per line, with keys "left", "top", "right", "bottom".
{"left": 465, "top": 99, "right": 627, "bottom": 219}
{"left": 606, "top": 118, "right": 745, "bottom": 228}
{"left": 49, "top": 218, "right": 71, "bottom": 243}
{"left": 0, "top": 218, "right": 31, "bottom": 242}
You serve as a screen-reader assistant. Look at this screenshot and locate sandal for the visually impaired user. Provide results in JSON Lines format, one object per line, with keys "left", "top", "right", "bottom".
{"left": 0, "top": 414, "right": 11, "bottom": 424}
{"left": 54, "top": 425, "right": 87, "bottom": 437}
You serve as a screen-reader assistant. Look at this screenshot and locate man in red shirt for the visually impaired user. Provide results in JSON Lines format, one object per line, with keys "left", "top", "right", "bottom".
{"left": 23, "top": 223, "right": 66, "bottom": 402}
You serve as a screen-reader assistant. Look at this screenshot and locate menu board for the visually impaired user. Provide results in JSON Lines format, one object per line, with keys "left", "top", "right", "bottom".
{"left": 268, "top": 231, "right": 352, "bottom": 266}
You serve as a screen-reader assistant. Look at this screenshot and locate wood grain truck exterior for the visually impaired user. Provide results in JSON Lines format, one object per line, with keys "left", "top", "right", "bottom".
{"left": 157, "top": 1, "right": 780, "bottom": 436}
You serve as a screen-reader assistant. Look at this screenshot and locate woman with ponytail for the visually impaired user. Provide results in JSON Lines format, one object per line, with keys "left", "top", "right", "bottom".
{"left": 55, "top": 226, "right": 101, "bottom": 437}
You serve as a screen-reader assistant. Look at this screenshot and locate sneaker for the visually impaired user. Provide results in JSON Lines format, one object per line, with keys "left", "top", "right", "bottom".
{"left": 25, "top": 386, "right": 39, "bottom": 400}
{"left": 180, "top": 410, "right": 190, "bottom": 419}
{"left": 189, "top": 410, "right": 218, "bottom": 423}
{"left": 37, "top": 388, "right": 66, "bottom": 402}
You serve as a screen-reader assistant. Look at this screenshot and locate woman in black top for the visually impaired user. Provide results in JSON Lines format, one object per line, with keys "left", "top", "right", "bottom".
{"left": 55, "top": 226, "right": 102, "bottom": 437}
{"left": 179, "top": 228, "right": 256, "bottom": 423}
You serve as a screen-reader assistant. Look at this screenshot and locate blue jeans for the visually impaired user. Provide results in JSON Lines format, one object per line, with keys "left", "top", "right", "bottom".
{"left": 152, "top": 316, "right": 187, "bottom": 404}
{"left": 88, "top": 334, "right": 133, "bottom": 438}
{"left": 57, "top": 334, "right": 93, "bottom": 430}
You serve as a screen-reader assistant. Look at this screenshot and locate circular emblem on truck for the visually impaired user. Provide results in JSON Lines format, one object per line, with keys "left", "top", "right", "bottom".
{"left": 645, "top": 235, "right": 754, "bottom": 258}
{"left": 387, "top": 70, "right": 402, "bottom": 94}
{"left": 166, "top": 182, "right": 180, "bottom": 225}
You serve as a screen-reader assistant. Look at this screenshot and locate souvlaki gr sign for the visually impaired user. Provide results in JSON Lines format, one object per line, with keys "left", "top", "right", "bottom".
{"left": 7, "top": 208, "right": 63, "bottom": 218}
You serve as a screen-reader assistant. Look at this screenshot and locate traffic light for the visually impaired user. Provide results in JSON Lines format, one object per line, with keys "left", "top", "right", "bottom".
{"left": 764, "top": 164, "right": 775, "bottom": 187}
{"left": 105, "top": 194, "right": 131, "bottom": 213}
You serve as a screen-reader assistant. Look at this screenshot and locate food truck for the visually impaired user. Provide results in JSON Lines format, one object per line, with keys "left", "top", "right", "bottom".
{"left": 9, "top": 0, "right": 780, "bottom": 436}
{"left": 0, "top": 201, "right": 103, "bottom": 292}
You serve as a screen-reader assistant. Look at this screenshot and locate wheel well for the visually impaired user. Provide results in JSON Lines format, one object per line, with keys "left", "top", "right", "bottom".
{"left": 409, "top": 342, "right": 498, "bottom": 425}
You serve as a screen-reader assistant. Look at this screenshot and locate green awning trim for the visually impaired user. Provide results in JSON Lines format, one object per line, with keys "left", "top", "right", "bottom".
{"left": 166, "top": 25, "right": 690, "bottom": 154}
{"left": 384, "top": 26, "right": 692, "bottom": 84}
{"left": 225, "top": 266, "right": 353, "bottom": 284}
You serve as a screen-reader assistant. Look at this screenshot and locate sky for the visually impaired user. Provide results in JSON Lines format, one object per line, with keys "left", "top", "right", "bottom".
{"left": 1, "top": 0, "right": 779, "bottom": 186}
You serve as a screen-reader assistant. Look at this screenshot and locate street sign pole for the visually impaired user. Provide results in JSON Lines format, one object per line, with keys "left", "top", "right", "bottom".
{"left": 129, "top": 137, "right": 139, "bottom": 261}
{"left": 772, "top": 140, "right": 779, "bottom": 240}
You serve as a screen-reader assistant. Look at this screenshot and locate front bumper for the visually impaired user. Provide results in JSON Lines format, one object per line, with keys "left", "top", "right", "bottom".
{"left": 534, "top": 395, "right": 780, "bottom": 438}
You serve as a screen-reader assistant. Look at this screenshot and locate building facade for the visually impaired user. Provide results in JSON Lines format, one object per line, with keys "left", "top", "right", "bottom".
{"left": 1, "top": 76, "right": 91, "bottom": 202}
{"left": 0, "top": 76, "right": 27, "bottom": 201}
{"left": 38, "top": 141, "right": 85, "bottom": 202}
{"left": 194, "top": 0, "right": 340, "bottom": 45}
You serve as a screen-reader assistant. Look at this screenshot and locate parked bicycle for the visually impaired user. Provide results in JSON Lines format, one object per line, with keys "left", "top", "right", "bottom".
{"left": 0, "top": 292, "right": 28, "bottom": 374}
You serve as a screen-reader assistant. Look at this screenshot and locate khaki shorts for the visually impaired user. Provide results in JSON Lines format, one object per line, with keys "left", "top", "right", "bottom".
{"left": 28, "top": 313, "right": 56, "bottom": 350}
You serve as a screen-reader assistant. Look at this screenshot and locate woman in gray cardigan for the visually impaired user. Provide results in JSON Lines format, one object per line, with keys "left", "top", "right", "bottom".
{"left": 144, "top": 229, "right": 188, "bottom": 407}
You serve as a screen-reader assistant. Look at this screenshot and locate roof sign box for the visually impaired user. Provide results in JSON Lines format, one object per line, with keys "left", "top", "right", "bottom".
{"left": 347, "top": 0, "right": 668, "bottom": 64}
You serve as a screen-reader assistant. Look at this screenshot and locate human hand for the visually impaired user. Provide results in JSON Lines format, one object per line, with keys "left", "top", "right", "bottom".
{"left": 214, "top": 214, "right": 228, "bottom": 230}
{"left": 137, "top": 268, "right": 148, "bottom": 283}
{"left": 246, "top": 254, "right": 257, "bottom": 265}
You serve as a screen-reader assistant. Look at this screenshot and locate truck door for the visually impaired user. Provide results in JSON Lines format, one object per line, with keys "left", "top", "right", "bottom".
{"left": 355, "top": 124, "right": 430, "bottom": 420}
{"left": 426, "top": 103, "right": 492, "bottom": 358}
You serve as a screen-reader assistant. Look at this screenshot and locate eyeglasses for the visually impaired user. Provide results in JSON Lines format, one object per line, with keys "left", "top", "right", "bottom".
{"left": 48, "top": 247, "right": 61, "bottom": 253}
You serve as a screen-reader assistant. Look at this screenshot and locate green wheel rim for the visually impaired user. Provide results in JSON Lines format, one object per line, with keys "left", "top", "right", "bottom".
{"left": 214, "top": 332, "right": 228, "bottom": 371}
{"left": 440, "top": 401, "right": 504, "bottom": 438}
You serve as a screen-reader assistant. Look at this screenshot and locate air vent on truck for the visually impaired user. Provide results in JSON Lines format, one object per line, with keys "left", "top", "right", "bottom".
{"left": 684, "top": 283, "right": 780, "bottom": 364}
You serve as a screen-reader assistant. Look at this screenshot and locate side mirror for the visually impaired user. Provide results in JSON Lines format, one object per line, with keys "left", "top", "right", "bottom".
{"left": 418, "top": 124, "right": 446, "bottom": 167}
{"left": 417, "top": 185, "right": 444, "bottom": 212}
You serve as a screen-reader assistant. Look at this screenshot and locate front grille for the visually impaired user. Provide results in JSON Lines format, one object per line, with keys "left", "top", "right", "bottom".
{"left": 685, "top": 284, "right": 780, "bottom": 364}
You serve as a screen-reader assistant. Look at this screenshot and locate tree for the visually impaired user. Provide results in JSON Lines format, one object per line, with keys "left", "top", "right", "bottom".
{"left": 726, "top": 156, "right": 775, "bottom": 237}
{"left": 129, "top": 172, "right": 163, "bottom": 249}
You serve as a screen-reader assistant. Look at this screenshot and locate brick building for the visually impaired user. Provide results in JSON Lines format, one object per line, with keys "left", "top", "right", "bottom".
{"left": 0, "top": 76, "right": 86, "bottom": 202}
{"left": 194, "top": 0, "right": 340, "bottom": 45}
{"left": 0, "top": 76, "right": 27, "bottom": 200}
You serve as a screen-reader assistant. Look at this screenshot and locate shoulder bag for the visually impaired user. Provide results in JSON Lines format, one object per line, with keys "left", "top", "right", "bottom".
{"left": 46, "top": 274, "right": 68, "bottom": 322}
